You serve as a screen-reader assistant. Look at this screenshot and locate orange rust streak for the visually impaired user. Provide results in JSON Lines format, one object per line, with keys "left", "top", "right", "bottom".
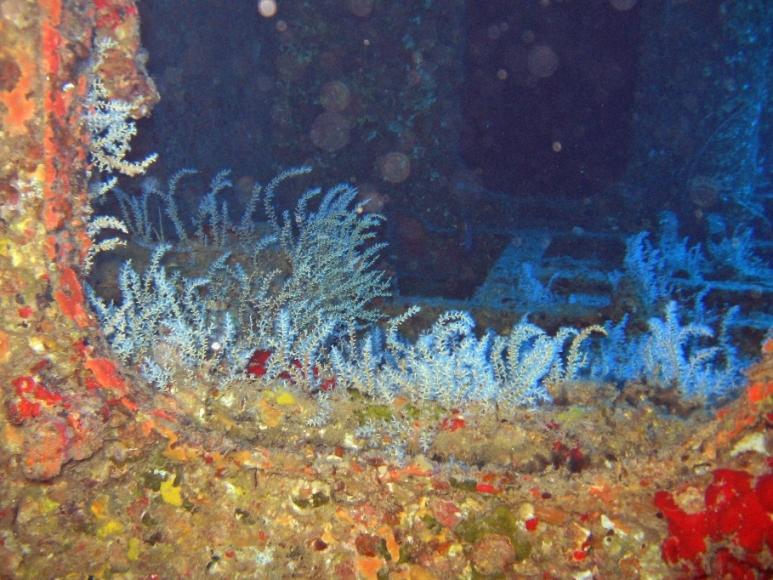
{"left": 40, "top": 0, "right": 62, "bottom": 26}
{"left": 42, "top": 193, "right": 68, "bottom": 231}
{"left": 41, "top": 23, "right": 61, "bottom": 78}
{"left": 0, "top": 55, "right": 36, "bottom": 136}
{"left": 45, "top": 236, "right": 58, "bottom": 260}
{"left": 0, "top": 331, "right": 9, "bottom": 363}
{"left": 85, "top": 358, "right": 127, "bottom": 393}
{"left": 41, "top": 15, "right": 67, "bottom": 231}
{"left": 356, "top": 556, "right": 384, "bottom": 580}
{"left": 53, "top": 267, "right": 90, "bottom": 328}
{"left": 74, "top": 230, "right": 93, "bottom": 261}
{"left": 747, "top": 382, "right": 773, "bottom": 405}
{"left": 119, "top": 397, "right": 138, "bottom": 412}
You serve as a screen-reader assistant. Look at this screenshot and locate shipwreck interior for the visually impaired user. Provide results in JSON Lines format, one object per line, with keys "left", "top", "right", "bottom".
{"left": 0, "top": 1, "right": 771, "bottom": 577}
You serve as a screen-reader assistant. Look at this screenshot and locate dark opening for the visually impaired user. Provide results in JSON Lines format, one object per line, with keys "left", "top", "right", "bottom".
{"left": 460, "top": 0, "right": 641, "bottom": 204}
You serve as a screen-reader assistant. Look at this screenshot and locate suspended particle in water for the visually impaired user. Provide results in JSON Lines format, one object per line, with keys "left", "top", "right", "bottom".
{"left": 310, "top": 111, "right": 351, "bottom": 152}
{"left": 527, "top": 45, "right": 559, "bottom": 78}
{"left": 609, "top": 0, "right": 638, "bottom": 11}
{"left": 320, "top": 81, "right": 352, "bottom": 113}
{"left": 378, "top": 152, "right": 411, "bottom": 184}
{"left": 348, "top": 0, "right": 374, "bottom": 18}
{"left": 257, "top": 0, "right": 277, "bottom": 18}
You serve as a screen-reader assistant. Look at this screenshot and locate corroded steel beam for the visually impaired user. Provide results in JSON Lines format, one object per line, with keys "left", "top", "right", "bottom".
{"left": 0, "top": 0, "right": 156, "bottom": 480}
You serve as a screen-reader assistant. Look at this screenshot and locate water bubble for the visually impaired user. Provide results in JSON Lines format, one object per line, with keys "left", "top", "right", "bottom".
{"left": 320, "top": 81, "right": 352, "bottom": 112}
{"left": 609, "top": 0, "right": 638, "bottom": 11}
{"left": 378, "top": 152, "right": 411, "bottom": 184}
{"left": 347, "top": 0, "right": 374, "bottom": 18}
{"left": 257, "top": 0, "right": 277, "bottom": 18}
{"left": 310, "top": 112, "right": 351, "bottom": 152}
{"left": 527, "top": 45, "right": 559, "bottom": 78}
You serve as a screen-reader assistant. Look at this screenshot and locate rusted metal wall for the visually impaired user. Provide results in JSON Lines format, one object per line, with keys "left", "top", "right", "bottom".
{"left": 625, "top": 0, "right": 771, "bottom": 216}
{"left": 0, "top": 0, "right": 156, "bottom": 480}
